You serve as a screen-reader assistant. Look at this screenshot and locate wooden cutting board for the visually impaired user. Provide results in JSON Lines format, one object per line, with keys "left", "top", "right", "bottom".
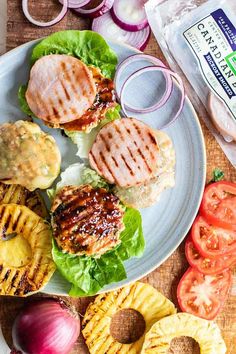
{"left": 1, "top": 1, "right": 236, "bottom": 353}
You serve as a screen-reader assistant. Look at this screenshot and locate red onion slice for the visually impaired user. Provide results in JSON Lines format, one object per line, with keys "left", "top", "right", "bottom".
{"left": 120, "top": 66, "right": 185, "bottom": 128}
{"left": 111, "top": 0, "right": 148, "bottom": 32}
{"left": 114, "top": 54, "right": 173, "bottom": 113}
{"left": 92, "top": 12, "right": 151, "bottom": 51}
{"left": 22, "top": 0, "right": 68, "bottom": 27}
{"left": 59, "top": 0, "right": 90, "bottom": 9}
{"left": 74, "top": 0, "right": 114, "bottom": 18}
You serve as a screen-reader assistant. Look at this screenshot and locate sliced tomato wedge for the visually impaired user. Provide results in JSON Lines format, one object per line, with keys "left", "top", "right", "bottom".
{"left": 185, "top": 236, "right": 236, "bottom": 274}
{"left": 191, "top": 216, "right": 236, "bottom": 258}
{"left": 177, "top": 267, "right": 232, "bottom": 320}
{"left": 200, "top": 181, "right": 236, "bottom": 230}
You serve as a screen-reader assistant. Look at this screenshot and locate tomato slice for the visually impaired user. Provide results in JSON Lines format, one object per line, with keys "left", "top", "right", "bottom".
{"left": 177, "top": 267, "right": 232, "bottom": 320}
{"left": 185, "top": 236, "right": 236, "bottom": 274}
{"left": 191, "top": 216, "right": 236, "bottom": 258}
{"left": 200, "top": 181, "right": 236, "bottom": 230}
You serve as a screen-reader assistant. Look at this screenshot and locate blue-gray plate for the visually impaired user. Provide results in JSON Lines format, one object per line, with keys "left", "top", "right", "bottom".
{"left": 0, "top": 39, "right": 206, "bottom": 295}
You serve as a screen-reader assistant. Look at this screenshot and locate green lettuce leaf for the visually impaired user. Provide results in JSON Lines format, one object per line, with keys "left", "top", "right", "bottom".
{"left": 52, "top": 206, "right": 144, "bottom": 297}
{"left": 31, "top": 30, "right": 118, "bottom": 78}
{"left": 65, "top": 105, "right": 121, "bottom": 159}
{"left": 52, "top": 241, "right": 126, "bottom": 296}
{"left": 18, "top": 85, "right": 34, "bottom": 117}
{"left": 116, "top": 208, "right": 145, "bottom": 261}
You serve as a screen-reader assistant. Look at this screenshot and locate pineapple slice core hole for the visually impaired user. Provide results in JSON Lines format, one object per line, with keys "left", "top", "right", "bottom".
{"left": 110, "top": 308, "right": 146, "bottom": 344}
{"left": 0, "top": 234, "right": 32, "bottom": 267}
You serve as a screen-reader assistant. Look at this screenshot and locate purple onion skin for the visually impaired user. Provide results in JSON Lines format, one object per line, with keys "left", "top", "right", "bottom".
{"left": 139, "top": 26, "right": 151, "bottom": 51}
{"left": 12, "top": 299, "right": 80, "bottom": 354}
{"left": 110, "top": 7, "right": 149, "bottom": 32}
{"left": 74, "top": 0, "right": 114, "bottom": 19}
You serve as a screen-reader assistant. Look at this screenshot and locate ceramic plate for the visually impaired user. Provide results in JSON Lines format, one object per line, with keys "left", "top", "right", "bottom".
{"left": 0, "top": 39, "right": 206, "bottom": 295}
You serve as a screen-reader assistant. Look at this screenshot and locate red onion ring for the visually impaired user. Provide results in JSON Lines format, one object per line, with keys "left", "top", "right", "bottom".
{"left": 92, "top": 12, "right": 151, "bottom": 51}
{"left": 59, "top": 0, "right": 91, "bottom": 9}
{"left": 114, "top": 54, "right": 173, "bottom": 113}
{"left": 22, "top": 0, "right": 68, "bottom": 27}
{"left": 74, "top": 0, "right": 114, "bottom": 18}
{"left": 120, "top": 66, "right": 185, "bottom": 128}
{"left": 111, "top": 0, "right": 148, "bottom": 32}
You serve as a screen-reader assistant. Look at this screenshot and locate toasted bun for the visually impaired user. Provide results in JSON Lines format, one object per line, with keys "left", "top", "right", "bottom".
{"left": 0, "top": 120, "right": 61, "bottom": 191}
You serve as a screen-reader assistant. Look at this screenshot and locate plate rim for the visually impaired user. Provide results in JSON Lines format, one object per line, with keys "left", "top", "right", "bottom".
{"left": 0, "top": 36, "right": 207, "bottom": 296}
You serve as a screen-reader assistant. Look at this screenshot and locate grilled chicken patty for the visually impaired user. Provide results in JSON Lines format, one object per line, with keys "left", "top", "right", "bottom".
{"left": 89, "top": 118, "right": 160, "bottom": 188}
{"left": 51, "top": 185, "right": 124, "bottom": 257}
{"left": 26, "top": 55, "right": 97, "bottom": 125}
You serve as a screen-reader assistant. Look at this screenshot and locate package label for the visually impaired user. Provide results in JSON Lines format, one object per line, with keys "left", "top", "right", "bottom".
{"left": 183, "top": 8, "right": 236, "bottom": 119}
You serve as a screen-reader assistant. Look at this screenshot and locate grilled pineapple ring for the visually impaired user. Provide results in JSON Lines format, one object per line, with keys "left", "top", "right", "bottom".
{"left": 82, "top": 282, "right": 176, "bottom": 354}
{"left": 141, "top": 313, "right": 226, "bottom": 354}
{"left": 0, "top": 182, "right": 47, "bottom": 218}
{"left": 0, "top": 204, "right": 55, "bottom": 296}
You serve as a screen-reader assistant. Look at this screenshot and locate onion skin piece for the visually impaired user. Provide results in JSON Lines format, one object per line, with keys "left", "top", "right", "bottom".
{"left": 22, "top": 0, "right": 68, "bottom": 28}
{"left": 111, "top": 0, "right": 148, "bottom": 32}
{"left": 120, "top": 66, "right": 185, "bottom": 128}
{"left": 59, "top": 0, "right": 91, "bottom": 9}
{"left": 74, "top": 0, "right": 114, "bottom": 19}
{"left": 114, "top": 54, "right": 173, "bottom": 113}
{"left": 92, "top": 11, "right": 151, "bottom": 51}
{"left": 12, "top": 299, "right": 80, "bottom": 354}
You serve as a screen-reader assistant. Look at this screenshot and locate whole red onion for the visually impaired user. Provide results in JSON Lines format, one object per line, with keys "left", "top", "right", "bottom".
{"left": 12, "top": 299, "right": 80, "bottom": 354}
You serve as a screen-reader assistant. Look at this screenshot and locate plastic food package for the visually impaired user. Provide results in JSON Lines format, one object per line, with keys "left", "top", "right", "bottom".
{"left": 145, "top": 0, "right": 236, "bottom": 167}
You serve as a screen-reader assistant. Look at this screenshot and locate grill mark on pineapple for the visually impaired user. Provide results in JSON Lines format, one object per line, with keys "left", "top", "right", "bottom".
{"left": 0, "top": 205, "right": 6, "bottom": 220}
{"left": 11, "top": 270, "right": 21, "bottom": 290}
{"left": 2, "top": 212, "right": 12, "bottom": 233}
{"left": 12, "top": 209, "right": 22, "bottom": 230}
{"left": 5, "top": 271, "right": 18, "bottom": 294}
{"left": 3, "top": 269, "right": 10, "bottom": 280}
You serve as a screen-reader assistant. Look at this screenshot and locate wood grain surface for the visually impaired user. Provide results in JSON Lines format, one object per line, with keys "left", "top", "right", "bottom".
{"left": 1, "top": 1, "right": 236, "bottom": 353}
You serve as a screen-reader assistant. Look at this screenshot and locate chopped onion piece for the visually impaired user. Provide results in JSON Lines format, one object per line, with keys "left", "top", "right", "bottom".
{"left": 59, "top": 0, "right": 90, "bottom": 9}
{"left": 111, "top": 0, "right": 148, "bottom": 32}
{"left": 74, "top": 0, "right": 114, "bottom": 18}
{"left": 22, "top": 0, "right": 68, "bottom": 27}
{"left": 114, "top": 54, "right": 173, "bottom": 113}
{"left": 92, "top": 11, "right": 151, "bottom": 50}
{"left": 120, "top": 66, "right": 185, "bottom": 128}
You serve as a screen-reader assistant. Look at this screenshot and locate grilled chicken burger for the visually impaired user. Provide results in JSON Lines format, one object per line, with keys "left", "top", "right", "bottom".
{"left": 0, "top": 120, "right": 61, "bottom": 191}
{"left": 89, "top": 118, "right": 175, "bottom": 208}
{"left": 51, "top": 184, "right": 125, "bottom": 257}
{"left": 26, "top": 54, "right": 117, "bottom": 131}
